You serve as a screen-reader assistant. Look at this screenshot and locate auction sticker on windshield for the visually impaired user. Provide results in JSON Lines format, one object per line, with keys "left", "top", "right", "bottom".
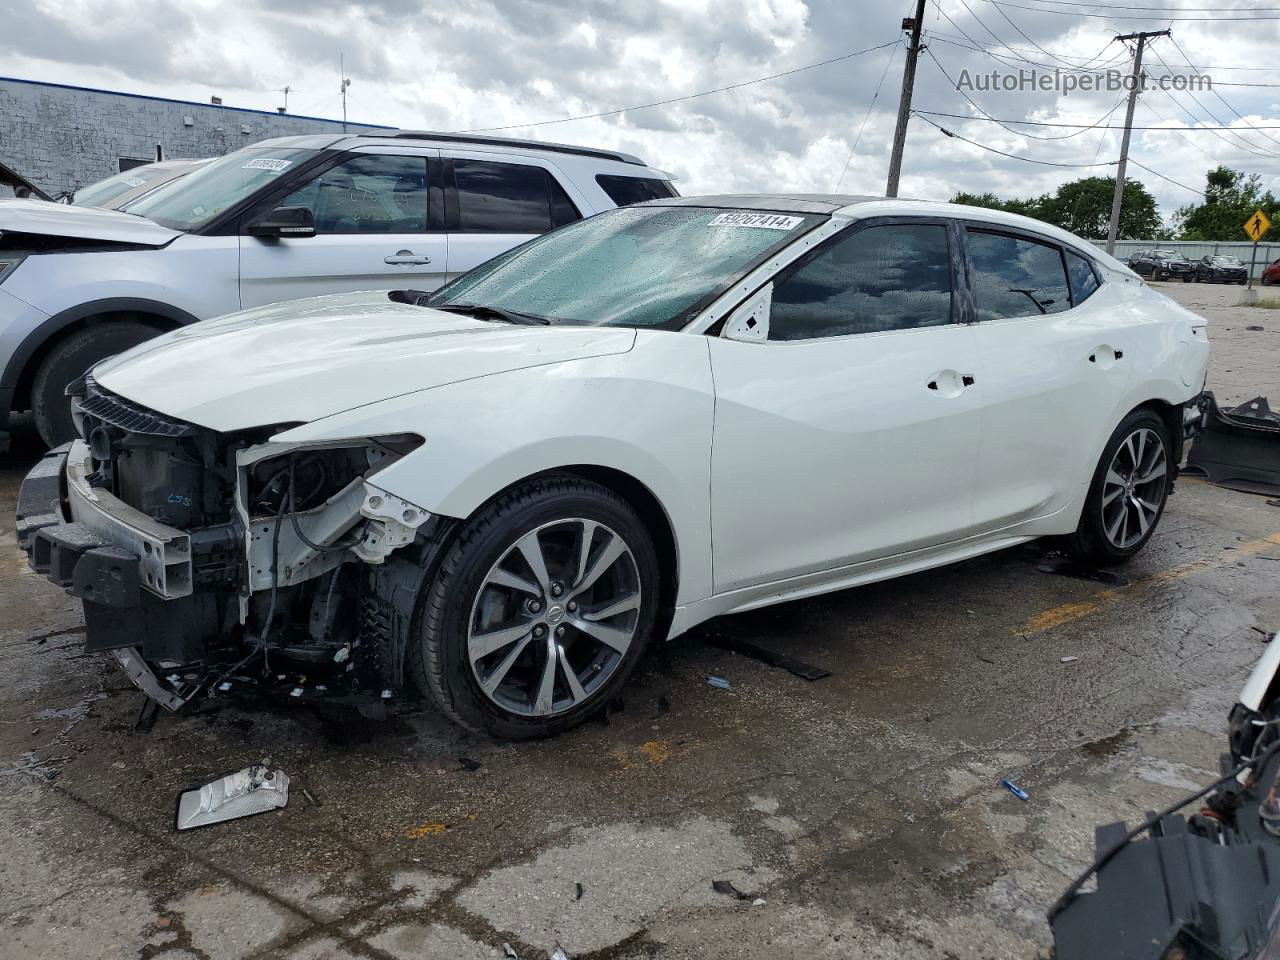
{"left": 242, "top": 158, "right": 293, "bottom": 172}
{"left": 710, "top": 212, "right": 804, "bottom": 230}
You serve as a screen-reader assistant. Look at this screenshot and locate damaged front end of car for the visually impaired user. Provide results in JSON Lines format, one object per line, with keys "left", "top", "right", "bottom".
{"left": 1051, "top": 630, "right": 1280, "bottom": 960}
{"left": 15, "top": 375, "right": 451, "bottom": 713}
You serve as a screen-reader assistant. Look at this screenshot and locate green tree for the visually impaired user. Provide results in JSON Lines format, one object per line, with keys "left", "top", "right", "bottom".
{"left": 1174, "top": 166, "right": 1280, "bottom": 241}
{"left": 951, "top": 176, "right": 1161, "bottom": 239}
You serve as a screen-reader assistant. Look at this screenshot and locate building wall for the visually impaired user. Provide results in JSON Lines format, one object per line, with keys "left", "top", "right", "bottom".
{"left": 0, "top": 76, "right": 391, "bottom": 198}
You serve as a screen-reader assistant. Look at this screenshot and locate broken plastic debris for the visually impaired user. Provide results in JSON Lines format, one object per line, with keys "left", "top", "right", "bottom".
{"left": 175, "top": 764, "right": 289, "bottom": 830}
{"left": 1002, "top": 778, "right": 1030, "bottom": 802}
{"left": 574, "top": 881, "right": 584, "bottom": 901}
{"left": 290, "top": 687, "right": 304, "bottom": 697}
{"left": 1060, "top": 656, "right": 1079, "bottom": 664}
{"left": 711, "top": 879, "right": 753, "bottom": 900}
{"left": 706, "top": 676, "right": 731, "bottom": 690}
{"left": 381, "top": 689, "right": 393, "bottom": 699}
{"left": 333, "top": 646, "right": 351, "bottom": 663}
{"left": 217, "top": 681, "right": 233, "bottom": 692}
{"left": 752, "top": 898, "right": 767, "bottom": 906}
{"left": 550, "top": 947, "right": 570, "bottom": 960}
{"left": 502, "top": 945, "right": 519, "bottom": 960}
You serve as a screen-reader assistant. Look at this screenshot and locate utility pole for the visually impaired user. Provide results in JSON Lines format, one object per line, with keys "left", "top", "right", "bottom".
{"left": 340, "top": 54, "right": 351, "bottom": 132}
{"left": 885, "top": 0, "right": 926, "bottom": 198}
{"left": 1105, "top": 29, "right": 1169, "bottom": 254}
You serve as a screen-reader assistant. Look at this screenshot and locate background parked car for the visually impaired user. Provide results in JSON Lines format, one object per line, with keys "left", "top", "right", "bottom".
{"left": 1126, "top": 249, "right": 1194, "bottom": 282}
{"left": 1194, "top": 255, "right": 1248, "bottom": 283}
{"left": 65, "top": 158, "right": 213, "bottom": 211}
{"left": 1262, "top": 257, "right": 1280, "bottom": 285}
{"left": 0, "top": 131, "right": 676, "bottom": 449}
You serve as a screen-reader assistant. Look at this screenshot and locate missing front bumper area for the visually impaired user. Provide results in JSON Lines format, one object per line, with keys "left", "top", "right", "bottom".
{"left": 17, "top": 440, "right": 446, "bottom": 713}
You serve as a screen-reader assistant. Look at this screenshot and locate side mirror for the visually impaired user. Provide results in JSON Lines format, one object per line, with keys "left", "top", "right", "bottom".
{"left": 248, "top": 205, "right": 315, "bottom": 238}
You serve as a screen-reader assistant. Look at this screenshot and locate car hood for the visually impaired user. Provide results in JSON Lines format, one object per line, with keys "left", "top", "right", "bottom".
{"left": 0, "top": 197, "right": 180, "bottom": 246}
{"left": 93, "top": 291, "right": 638, "bottom": 432}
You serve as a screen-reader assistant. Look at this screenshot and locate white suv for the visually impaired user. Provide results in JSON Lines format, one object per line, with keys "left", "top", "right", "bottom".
{"left": 0, "top": 131, "right": 676, "bottom": 448}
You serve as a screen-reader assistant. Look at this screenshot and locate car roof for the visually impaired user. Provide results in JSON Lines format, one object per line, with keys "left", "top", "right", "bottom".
{"left": 245, "top": 131, "right": 650, "bottom": 167}
{"left": 642, "top": 194, "right": 1131, "bottom": 272}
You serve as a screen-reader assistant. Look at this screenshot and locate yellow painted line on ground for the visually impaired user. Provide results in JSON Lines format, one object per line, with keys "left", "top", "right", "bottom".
{"left": 1015, "top": 531, "right": 1280, "bottom": 637}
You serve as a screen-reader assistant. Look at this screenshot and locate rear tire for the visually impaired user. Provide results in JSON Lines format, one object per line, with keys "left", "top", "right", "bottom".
{"left": 1065, "top": 409, "right": 1171, "bottom": 565}
{"left": 408, "top": 475, "right": 661, "bottom": 739}
{"left": 31, "top": 322, "right": 157, "bottom": 447}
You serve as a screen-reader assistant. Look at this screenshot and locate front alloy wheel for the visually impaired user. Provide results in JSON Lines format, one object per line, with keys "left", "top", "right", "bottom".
{"left": 1067, "top": 409, "right": 1171, "bottom": 564}
{"left": 410, "top": 475, "right": 659, "bottom": 738}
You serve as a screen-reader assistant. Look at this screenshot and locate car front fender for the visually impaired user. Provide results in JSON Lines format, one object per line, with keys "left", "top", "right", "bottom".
{"left": 273, "top": 330, "right": 717, "bottom": 606}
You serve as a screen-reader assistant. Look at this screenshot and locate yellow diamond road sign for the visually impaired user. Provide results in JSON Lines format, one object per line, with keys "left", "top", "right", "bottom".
{"left": 1245, "top": 208, "right": 1271, "bottom": 242}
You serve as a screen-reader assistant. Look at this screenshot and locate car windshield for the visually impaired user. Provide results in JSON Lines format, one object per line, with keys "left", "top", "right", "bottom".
{"left": 426, "top": 205, "right": 824, "bottom": 330}
{"left": 1212, "top": 256, "right": 1242, "bottom": 264}
{"left": 128, "top": 147, "right": 318, "bottom": 231}
{"left": 1154, "top": 250, "right": 1180, "bottom": 259}
{"left": 72, "top": 165, "right": 178, "bottom": 209}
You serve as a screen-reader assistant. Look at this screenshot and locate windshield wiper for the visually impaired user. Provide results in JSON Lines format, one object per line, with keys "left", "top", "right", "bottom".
{"left": 430, "top": 302, "right": 551, "bottom": 325}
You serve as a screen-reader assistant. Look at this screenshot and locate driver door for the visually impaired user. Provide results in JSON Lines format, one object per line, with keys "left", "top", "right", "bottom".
{"left": 708, "top": 218, "right": 985, "bottom": 593}
{"left": 238, "top": 150, "right": 447, "bottom": 308}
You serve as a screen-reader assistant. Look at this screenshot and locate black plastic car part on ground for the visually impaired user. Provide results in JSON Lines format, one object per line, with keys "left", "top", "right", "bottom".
{"left": 1050, "top": 633, "right": 1280, "bottom": 960}
{"left": 1184, "top": 393, "right": 1280, "bottom": 497}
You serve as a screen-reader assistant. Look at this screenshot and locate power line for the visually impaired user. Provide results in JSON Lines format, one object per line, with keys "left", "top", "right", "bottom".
{"left": 926, "top": 32, "right": 1280, "bottom": 88}
{"left": 912, "top": 111, "right": 1120, "bottom": 166}
{"left": 1147, "top": 46, "right": 1280, "bottom": 157}
{"left": 1167, "top": 34, "right": 1280, "bottom": 153}
{"left": 912, "top": 109, "right": 1280, "bottom": 133}
{"left": 922, "top": 48, "right": 1128, "bottom": 140}
{"left": 1128, "top": 158, "right": 1205, "bottom": 195}
{"left": 836, "top": 40, "right": 903, "bottom": 191}
{"left": 996, "top": 0, "right": 1280, "bottom": 11}
{"left": 458, "top": 39, "right": 901, "bottom": 134}
{"left": 981, "top": 0, "right": 1280, "bottom": 20}
{"left": 985, "top": 0, "right": 1110, "bottom": 69}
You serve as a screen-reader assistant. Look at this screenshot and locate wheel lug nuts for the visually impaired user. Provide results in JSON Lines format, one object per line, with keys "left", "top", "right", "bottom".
{"left": 567, "top": 601, "right": 577, "bottom": 612}
{"left": 534, "top": 624, "right": 546, "bottom": 637}
{"left": 555, "top": 626, "right": 565, "bottom": 638}
{"left": 529, "top": 600, "right": 542, "bottom": 613}
{"left": 551, "top": 583, "right": 563, "bottom": 597}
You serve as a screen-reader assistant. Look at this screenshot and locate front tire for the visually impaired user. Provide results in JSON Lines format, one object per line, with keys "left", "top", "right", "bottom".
{"left": 409, "top": 475, "right": 660, "bottom": 739}
{"left": 31, "top": 321, "right": 157, "bottom": 447}
{"left": 1066, "top": 409, "right": 1171, "bottom": 565}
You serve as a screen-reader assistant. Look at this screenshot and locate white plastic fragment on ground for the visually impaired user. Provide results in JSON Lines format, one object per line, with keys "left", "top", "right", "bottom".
{"left": 175, "top": 764, "right": 290, "bottom": 830}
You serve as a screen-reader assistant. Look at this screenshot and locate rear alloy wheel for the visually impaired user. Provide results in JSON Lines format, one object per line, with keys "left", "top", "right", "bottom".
{"left": 410, "top": 476, "right": 659, "bottom": 738}
{"left": 1066, "top": 410, "right": 1171, "bottom": 565}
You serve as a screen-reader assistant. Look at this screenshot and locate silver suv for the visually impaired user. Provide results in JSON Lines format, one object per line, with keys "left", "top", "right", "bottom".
{"left": 0, "top": 131, "right": 676, "bottom": 448}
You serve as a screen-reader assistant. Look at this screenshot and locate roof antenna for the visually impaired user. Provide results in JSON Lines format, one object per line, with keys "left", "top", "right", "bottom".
{"left": 340, "top": 54, "right": 351, "bottom": 132}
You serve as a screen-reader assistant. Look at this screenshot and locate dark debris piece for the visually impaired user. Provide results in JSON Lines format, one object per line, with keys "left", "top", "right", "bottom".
{"left": 458, "top": 757, "right": 482, "bottom": 772}
{"left": 712, "top": 879, "right": 753, "bottom": 900}
{"left": 574, "top": 882, "right": 584, "bottom": 901}
{"left": 1036, "top": 559, "right": 1129, "bottom": 587}
{"left": 705, "top": 637, "right": 831, "bottom": 681}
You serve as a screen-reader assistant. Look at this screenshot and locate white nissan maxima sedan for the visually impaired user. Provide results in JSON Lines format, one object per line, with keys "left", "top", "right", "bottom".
{"left": 18, "top": 195, "right": 1209, "bottom": 738}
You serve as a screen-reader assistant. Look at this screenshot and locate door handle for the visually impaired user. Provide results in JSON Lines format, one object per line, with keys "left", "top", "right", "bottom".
{"left": 926, "top": 370, "right": 967, "bottom": 398}
{"left": 384, "top": 250, "right": 431, "bottom": 265}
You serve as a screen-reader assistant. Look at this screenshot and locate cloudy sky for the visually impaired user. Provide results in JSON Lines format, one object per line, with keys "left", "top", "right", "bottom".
{"left": 5, "top": 0, "right": 1280, "bottom": 223}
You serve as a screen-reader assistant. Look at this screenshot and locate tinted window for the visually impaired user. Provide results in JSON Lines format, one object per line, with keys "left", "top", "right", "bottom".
{"left": 596, "top": 175, "right": 678, "bottom": 207}
{"left": 1066, "top": 251, "right": 1100, "bottom": 305}
{"left": 277, "top": 154, "right": 427, "bottom": 234}
{"left": 454, "top": 160, "right": 578, "bottom": 233}
{"left": 967, "top": 230, "right": 1070, "bottom": 321}
{"left": 768, "top": 223, "right": 953, "bottom": 341}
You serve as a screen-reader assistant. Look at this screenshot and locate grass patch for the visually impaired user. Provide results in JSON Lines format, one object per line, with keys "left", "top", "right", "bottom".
{"left": 1247, "top": 299, "right": 1280, "bottom": 309}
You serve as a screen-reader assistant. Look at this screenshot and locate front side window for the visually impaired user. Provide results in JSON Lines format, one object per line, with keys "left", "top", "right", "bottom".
{"left": 596, "top": 175, "right": 679, "bottom": 207}
{"left": 454, "top": 160, "right": 580, "bottom": 233}
{"left": 427, "top": 205, "right": 822, "bottom": 329}
{"left": 768, "top": 222, "right": 953, "bottom": 341}
{"left": 967, "top": 229, "right": 1070, "bottom": 321}
{"left": 1066, "top": 251, "right": 1100, "bottom": 305}
{"left": 129, "top": 146, "right": 318, "bottom": 231}
{"left": 275, "top": 155, "right": 428, "bottom": 234}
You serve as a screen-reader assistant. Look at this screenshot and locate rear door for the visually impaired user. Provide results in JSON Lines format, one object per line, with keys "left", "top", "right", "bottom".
{"left": 442, "top": 154, "right": 585, "bottom": 282}
{"left": 238, "top": 149, "right": 446, "bottom": 308}
{"left": 963, "top": 225, "right": 1134, "bottom": 532}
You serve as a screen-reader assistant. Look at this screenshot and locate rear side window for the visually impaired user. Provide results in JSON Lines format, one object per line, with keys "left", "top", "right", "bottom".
{"left": 596, "top": 175, "right": 678, "bottom": 207}
{"left": 1065, "top": 251, "right": 1100, "bottom": 305}
{"left": 454, "top": 160, "right": 580, "bottom": 233}
{"left": 769, "top": 222, "right": 953, "bottom": 341}
{"left": 967, "top": 229, "right": 1070, "bottom": 321}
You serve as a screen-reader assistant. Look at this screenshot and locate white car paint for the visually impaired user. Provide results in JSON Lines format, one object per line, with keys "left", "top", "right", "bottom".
{"left": 0, "top": 197, "right": 180, "bottom": 244}
{"left": 88, "top": 195, "right": 1209, "bottom": 647}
